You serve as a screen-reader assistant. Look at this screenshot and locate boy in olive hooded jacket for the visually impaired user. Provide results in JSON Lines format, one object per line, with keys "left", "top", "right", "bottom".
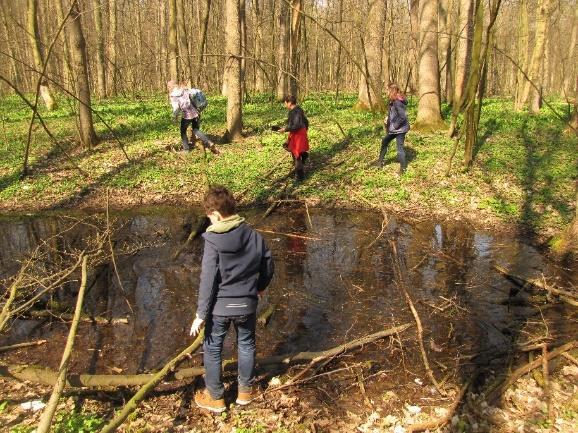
{"left": 190, "top": 186, "right": 274, "bottom": 413}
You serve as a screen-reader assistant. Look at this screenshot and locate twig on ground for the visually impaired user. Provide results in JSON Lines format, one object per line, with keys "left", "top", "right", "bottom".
{"left": 493, "top": 266, "right": 578, "bottom": 301}
{"left": 407, "top": 380, "right": 471, "bottom": 433}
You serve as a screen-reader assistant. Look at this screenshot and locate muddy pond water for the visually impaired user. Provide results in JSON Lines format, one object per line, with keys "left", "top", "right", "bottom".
{"left": 1, "top": 205, "right": 576, "bottom": 409}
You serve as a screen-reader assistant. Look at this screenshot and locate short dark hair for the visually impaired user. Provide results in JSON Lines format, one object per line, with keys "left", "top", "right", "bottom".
{"left": 203, "top": 186, "right": 236, "bottom": 217}
{"left": 283, "top": 95, "right": 297, "bottom": 105}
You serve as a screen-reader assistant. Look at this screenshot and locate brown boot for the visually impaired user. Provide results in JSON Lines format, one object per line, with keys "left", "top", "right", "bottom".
{"left": 236, "top": 387, "right": 256, "bottom": 406}
{"left": 194, "top": 389, "right": 226, "bottom": 413}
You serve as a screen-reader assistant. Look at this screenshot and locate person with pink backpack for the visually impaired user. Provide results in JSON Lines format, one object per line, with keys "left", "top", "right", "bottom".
{"left": 167, "top": 81, "right": 219, "bottom": 154}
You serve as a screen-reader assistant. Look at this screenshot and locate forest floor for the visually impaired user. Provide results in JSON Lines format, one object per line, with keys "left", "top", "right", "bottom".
{"left": 0, "top": 93, "right": 576, "bottom": 251}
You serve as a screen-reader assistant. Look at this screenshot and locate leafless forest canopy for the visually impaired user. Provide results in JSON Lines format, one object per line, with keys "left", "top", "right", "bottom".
{"left": 0, "top": 0, "right": 576, "bottom": 100}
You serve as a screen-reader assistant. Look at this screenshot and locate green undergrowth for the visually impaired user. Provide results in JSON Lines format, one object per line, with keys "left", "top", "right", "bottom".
{"left": 0, "top": 92, "right": 575, "bottom": 239}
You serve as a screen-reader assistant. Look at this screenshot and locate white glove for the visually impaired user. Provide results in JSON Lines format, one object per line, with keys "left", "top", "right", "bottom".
{"left": 190, "top": 316, "right": 205, "bottom": 336}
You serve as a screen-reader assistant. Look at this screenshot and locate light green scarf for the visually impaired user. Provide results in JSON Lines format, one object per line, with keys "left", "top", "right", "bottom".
{"left": 206, "top": 214, "right": 245, "bottom": 233}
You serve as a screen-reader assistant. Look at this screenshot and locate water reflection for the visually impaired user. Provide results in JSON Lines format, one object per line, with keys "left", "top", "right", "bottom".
{"left": 0, "top": 206, "right": 575, "bottom": 386}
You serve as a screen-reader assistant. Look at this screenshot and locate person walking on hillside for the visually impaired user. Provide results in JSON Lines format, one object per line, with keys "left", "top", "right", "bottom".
{"left": 190, "top": 186, "right": 275, "bottom": 413}
{"left": 168, "top": 81, "right": 219, "bottom": 154}
{"left": 375, "top": 84, "right": 409, "bottom": 175}
{"left": 277, "top": 95, "right": 310, "bottom": 180}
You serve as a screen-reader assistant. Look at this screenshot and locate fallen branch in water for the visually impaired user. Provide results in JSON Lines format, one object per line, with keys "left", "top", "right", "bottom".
{"left": 493, "top": 265, "right": 578, "bottom": 301}
{"left": 256, "top": 229, "right": 320, "bottom": 241}
{"left": 172, "top": 217, "right": 210, "bottom": 260}
{"left": 407, "top": 380, "right": 471, "bottom": 432}
{"left": 0, "top": 339, "right": 47, "bottom": 353}
{"left": 37, "top": 255, "right": 89, "bottom": 433}
{"left": 26, "top": 310, "right": 129, "bottom": 325}
{"left": 390, "top": 240, "right": 446, "bottom": 396}
{"left": 487, "top": 340, "right": 577, "bottom": 404}
{"left": 0, "top": 324, "right": 412, "bottom": 389}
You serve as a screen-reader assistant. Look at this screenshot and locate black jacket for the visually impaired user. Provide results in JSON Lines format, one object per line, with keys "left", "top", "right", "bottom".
{"left": 286, "top": 106, "right": 309, "bottom": 132}
{"left": 196, "top": 223, "right": 274, "bottom": 319}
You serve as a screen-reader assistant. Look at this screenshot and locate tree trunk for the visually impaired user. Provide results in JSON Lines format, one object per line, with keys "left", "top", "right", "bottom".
{"left": 514, "top": 0, "right": 529, "bottom": 107}
{"left": 276, "top": 0, "right": 289, "bottom": 100}
{"left": 289, "top": 0, "right": 303, "bottom": 98}
{"left": 177, "top": 0, "right": 192, "bottom": 84}
{"left": 409, "top": 0, "right": 419, "bottom": 92}
{"left": 416, "top": 0, "right": 443, "bottom": 128}
{"left": 224, "top": 0, "right": 243, "bottom": 141}
{"left": 453, "top": 0, "right": 473, "bottom": 107}
{"left": 0, "top": 2, "right": 21, "bottom": 90}
{"left": 439, "top": 0, "right": 452, "bottom": 101}
{"left": 357, "top": 0, "right": 386, "bottom": 111}
{"left": 69, "top": 0, "right": 98, "bottom": 149}
{"left": 108, "top": 0, "right": 118, "bottom": 96}
{"left": 240, "top": 0, "right": 247, "bottom": 98}
{"left": 197, "top": 0, "right": 212, "bottom": 86}
{"left": 27, "top": 0, "right": 56, "bottom": 110}
{"left": 518, "top": 0, "right": 553, "bottom": 113}
{"left": 168, "top": 0, "right": 179, "bottom": 80}
{"left": 563, "top": 1, "right": 578, "bottom": 97}
{"left": 93, "top": 0, "right": 106, "bottom": 99}
{"left": 253, "top": 0, "right": 265, "bottom": 92}
{"left": 463, "top": 0, "right": 484, "bottom": 167}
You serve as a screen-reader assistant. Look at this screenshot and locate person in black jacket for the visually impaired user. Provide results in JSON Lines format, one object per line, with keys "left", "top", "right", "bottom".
{"left": 276, "top": 95, "right": 310, "bottom": 180}
{"left": 376, "top": 84, "right": 410, "bottom": 175}
{"left": 190, "top": 186, "right": 274, "bottom": 413}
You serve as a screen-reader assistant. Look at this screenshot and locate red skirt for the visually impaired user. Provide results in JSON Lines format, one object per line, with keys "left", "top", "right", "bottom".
{"left": 287, "top": 128, "right": 309, "bottom": 159}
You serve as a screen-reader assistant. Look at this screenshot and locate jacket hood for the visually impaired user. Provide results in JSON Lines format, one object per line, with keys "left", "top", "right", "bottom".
{"left": 170, "top": 88, "right": 185, "bottom": 97}
{"left": 203, "top": 222, "right": 252, "bottom": 254}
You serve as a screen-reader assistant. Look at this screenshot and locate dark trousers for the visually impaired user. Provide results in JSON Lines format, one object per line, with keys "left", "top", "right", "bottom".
{"left": 379, "top": 133, "right": 407, "bottom": 170}
{"left": 180, "top": 118, "right": 201, "bottom": 151}
{"left": 203, "top": 313, "right": 256, "bottom": 399}
{"left": 292, "top": 152, "right": 309, "bottom": 180}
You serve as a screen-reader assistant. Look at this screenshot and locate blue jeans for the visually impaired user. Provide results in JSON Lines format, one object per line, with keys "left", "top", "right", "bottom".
{"left": 379, "top": 133, "right": 407, "bottom": 170}
{"left": 203, "top": 313, "right": 256, "bottom": 399}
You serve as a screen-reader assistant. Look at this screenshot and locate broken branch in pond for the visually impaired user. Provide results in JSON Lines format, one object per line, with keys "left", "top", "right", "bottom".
{"left": 256, "top": 228, "right": 320, "bottom": 241}
{"left": 0, "top": 339, "right": 47, "bottom": 353}
{"left": 493, "top": 265, "right": 578, "bottom": 302}
{"left": 26, "top": 310, "right": 129, "bottom": 325}
{"left": 487, "top": 340, "right": 577, "bottom": 404}
{"left": 407, "top": 379, "right": 472, "bottom": 433}
{"left": 36, "top": 255, "right": 89, "bottom": 433}
{"left": 390, "top": 239, "right": 446, "bottom": 396}
{"left": 172, "top": 216, "right": 210, "bottom": 260}
{"left": 0, "top": 324, "right": 412, "bottom": 389}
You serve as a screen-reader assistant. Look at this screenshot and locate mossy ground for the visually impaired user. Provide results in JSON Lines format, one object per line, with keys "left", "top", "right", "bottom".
{"left": 0, "top": 93, "right": 576, "bottom": 243}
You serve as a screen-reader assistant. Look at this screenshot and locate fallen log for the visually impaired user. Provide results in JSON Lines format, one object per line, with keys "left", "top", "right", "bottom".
{"left": 0, "top": 323, "right": 412, "bottom": 388}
